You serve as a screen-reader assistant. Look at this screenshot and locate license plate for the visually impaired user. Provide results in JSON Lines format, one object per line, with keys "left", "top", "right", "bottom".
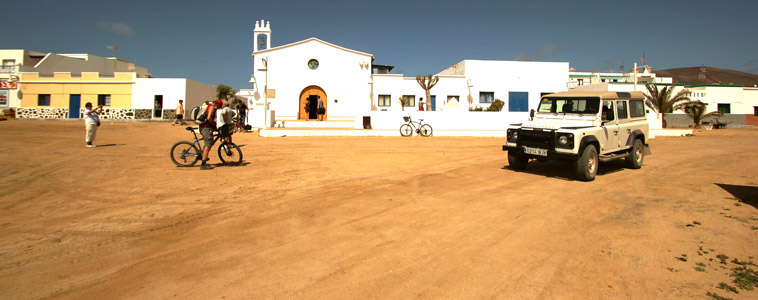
{"left": 524, "top": 147, "right": 547, "bottom": 156}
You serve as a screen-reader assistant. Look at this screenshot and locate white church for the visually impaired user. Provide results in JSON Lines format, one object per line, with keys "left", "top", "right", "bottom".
{"left": 243, "top": 20, "right": 572, "bottom": 136}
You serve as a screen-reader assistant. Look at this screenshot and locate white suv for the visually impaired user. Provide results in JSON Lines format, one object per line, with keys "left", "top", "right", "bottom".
{"left": 503, "top": 91, "right": 650, "bottom": 181}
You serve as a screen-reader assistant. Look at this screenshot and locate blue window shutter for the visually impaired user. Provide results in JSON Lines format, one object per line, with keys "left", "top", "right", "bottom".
{"left": 508, "top": 92, "right": 528, "bottom": 112}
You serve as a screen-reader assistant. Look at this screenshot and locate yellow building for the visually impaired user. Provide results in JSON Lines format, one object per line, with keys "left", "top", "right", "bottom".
{"left": 19, "top": 71, "right": 215, "bottom": 120}
{"left": 19, "top": 72, "right": 139, "bottom": 119}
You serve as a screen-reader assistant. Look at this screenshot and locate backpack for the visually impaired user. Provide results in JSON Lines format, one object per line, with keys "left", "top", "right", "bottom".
{"left": 192, "top": 103, "right": 210, "bottom": 125}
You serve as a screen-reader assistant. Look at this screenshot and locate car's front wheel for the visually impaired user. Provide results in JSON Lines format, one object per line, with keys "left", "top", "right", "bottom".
{"left": 575, "top": 144, "right": 598, "bottom": 181}
{"left": 508, "top": 151, "right": 528, "bottom": 170}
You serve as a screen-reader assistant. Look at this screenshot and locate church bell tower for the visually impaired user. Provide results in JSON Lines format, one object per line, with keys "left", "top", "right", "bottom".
{"left": 253, "top": 20, "right": 271, "bottom": 53}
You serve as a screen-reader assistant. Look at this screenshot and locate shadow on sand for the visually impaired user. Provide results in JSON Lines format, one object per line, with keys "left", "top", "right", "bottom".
{"left": 502, "top": 159, "right": 628, "bottom": 181}
{"left": 715, "top": 183, "right": 758, "bottom": 209}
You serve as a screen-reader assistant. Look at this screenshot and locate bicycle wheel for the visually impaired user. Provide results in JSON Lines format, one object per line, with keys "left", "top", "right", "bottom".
{"left": 170, "top": 141, "right": 201, "bottom": 167}
{"left": 218, "top": 142, "right": 243, "bottom": 165}
{"left": 400, "top": 124, "right": 413, "bottom": 137}
{"left": 419, "top": 124, "right": 433, "bottom": 137}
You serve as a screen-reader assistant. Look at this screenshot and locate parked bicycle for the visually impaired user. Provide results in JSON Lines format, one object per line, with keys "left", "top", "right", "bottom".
{"left": 400, "top": 116, "right": 433, "bottom": 137}
{"left": 170, "top": 126, "right": 243, "bottom": 167}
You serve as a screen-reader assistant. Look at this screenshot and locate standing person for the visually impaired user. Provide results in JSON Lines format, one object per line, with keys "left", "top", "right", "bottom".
{"left": 236, "top": 100, "right": 248, "bottom": 132}
{"left": 418, "top": 97, "right": 424, "bottom": 111}
{"left": 216, "top": 99, "right": 236, "bottom": 143}
{"left": 317, "top": 96, "right": 325, "bottom": 121}
{"left": 173, "top": 100, "right": 186, "bottom": 126}
{"left": 83, "top": 102, "right": 103, "bottom": 148}
{"left": 199, "top": 100, "right": 217, "bottom": 170}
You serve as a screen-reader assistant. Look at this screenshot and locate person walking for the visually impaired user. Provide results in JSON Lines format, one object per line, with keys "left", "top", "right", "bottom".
{"left": 317, "top": 96, "right": 325, "bottom": 121}
{"left": 236, "top": 101, "right": 248, "bottom": 132}
{"left": 173, "top": 100, "right": 186, "bottom": 125}
{"left": 83, "top": 102, "right": 102, "bottom": 148}
{"left": 199, "top": 100, "right": 217, "bottom": 170}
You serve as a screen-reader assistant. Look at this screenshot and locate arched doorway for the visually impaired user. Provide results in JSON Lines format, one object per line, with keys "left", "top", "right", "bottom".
{"left": 299, "top": 86, "right": 327, "bottom": 120}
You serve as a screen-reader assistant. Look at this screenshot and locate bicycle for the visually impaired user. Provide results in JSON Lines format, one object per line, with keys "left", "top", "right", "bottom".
{"left": 399, "top": 116, "right": 433, "bottom": 137}
{"left": 170, "top": 126, "right": 243, "bottom": 167}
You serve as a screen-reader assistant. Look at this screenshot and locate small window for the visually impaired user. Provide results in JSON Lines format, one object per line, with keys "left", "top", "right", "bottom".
{"left": 616, "top": 101, "right": 628, "bottom": 119}
{"left": 754, "top": 106, "right": 758, "bottom": 117}
{"left": 37, "top": 94, "right": 51, "bottom": 106}
{"left": 403, "top": 95, "right": 415, "bottom": 107}
{"left": 447, "top": 95, "right": 460, "bottom": 103}
{"left": 0, "top": 90, "right": 8, "bottom": 107}
{"left": 479, "top": 92, "right": 494, "bottom": 104}
{"left": 718, "top": 103, "right": 730, "bottom": 114}
{"left": 98, "top": 94, "right": 111, "bottom": 106}
{"left": 630, "top": 100, "right": 645, "bottom": 118}
{"left": 378, "top": 94, "right": 391, "bottom": 107}
{"left": 307, "top": 59, "right": 319, "bottom": 70}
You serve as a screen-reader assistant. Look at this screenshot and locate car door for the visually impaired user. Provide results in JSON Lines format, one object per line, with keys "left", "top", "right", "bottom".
{"left": 601, "top": 100, "right": 619, "bottom": 153}
{"left": 615, "top": 100, "right": 632, "bottom": 150}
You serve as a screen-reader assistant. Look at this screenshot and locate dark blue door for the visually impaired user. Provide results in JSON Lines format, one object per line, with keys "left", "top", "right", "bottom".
{"left": 431, "top": 95, "right": 436, "bottom": 111}
{"left": 69, "top": 94, "right": 81, "bottom": 118}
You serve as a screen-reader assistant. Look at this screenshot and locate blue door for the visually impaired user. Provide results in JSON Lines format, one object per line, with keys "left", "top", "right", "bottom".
{"left": 431, "top": 95, "right": 436, "bottom": 111}
{"left": 69, "top": 94, "right": 81, "bottom": 118}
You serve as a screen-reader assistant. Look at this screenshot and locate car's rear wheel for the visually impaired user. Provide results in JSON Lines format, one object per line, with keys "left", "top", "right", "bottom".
{"left": 625, "top": 138, "right": 644, "bottom": 169}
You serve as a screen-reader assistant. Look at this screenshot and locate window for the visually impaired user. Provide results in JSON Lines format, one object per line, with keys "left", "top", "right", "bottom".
{"left": 602, "top": 101, "right": 615, "bottom": 121}
{"left": 1, "top": 59, "right": 14, "bottom": 72}
{"left": 378, "top": 94, "right": 391, "bottom": 107}
{"left": 37, "top": 94, "right": 51, "bottom": 106}
{"left": 479, "top": 92, "right": 494, "bottom": 104}
{"left": 577, "top": 79, "right": 584, "bottom": 85}
{"left": 754, "top": 106, "right": 758, "bottom": 117}
{"left": 718, "top": 103, "right": 731, "bottom": 114}
{"left": 630, "top": 100, "right": 645, "bottom": 118}
{"left": 0, "top": 90, "right": 8, "bottom": 107}
{"left": 447, "top": 95, "right": 460, "bottom": 103}
{"left": 98, "top": 94, "right": 111, "bottom": 106}
{"left": 616, "top": 101, "right": 628, "bottom": 119}
{"left": 403, "top": 95, "right": 415, "bottom": 107}
{"left": 508, "top": 92, "right": 528, "bottom": 112}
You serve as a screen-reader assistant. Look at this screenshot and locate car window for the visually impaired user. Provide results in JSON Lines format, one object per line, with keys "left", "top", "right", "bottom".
{"left": 616, "top": 101, "right": 628, "bottom": 119}
{"left": 602, "top": 101, "right": 615, "bottom": 121}
{"left": 630, "top": 100, "right": 645, "bottom": 118}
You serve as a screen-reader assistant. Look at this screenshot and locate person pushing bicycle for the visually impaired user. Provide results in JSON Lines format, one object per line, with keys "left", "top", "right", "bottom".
{"left": 199, "top": 100, "right": 218, "bottom": 170}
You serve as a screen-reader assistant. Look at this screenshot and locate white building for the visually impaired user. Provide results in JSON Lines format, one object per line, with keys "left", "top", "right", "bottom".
{"left": 247, "top": 20, "right": 570, "bottom": 133}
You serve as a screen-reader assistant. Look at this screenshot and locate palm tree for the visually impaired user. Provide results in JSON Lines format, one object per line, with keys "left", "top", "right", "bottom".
{"left": 644, "top": 84, "right": 690, "bottom": 128}
{"left": 675, "top": 100, "right": 723, "bottom": 128}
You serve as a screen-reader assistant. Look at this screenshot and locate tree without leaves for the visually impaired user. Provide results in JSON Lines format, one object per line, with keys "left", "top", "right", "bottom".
{"left": 416, "top": 74, "right": 439, "bottom": 110}
{"left": 644, "top": 84, "right": 691, "bottom": 128}
{"left": 398, "top": 96, "right": 409, "bottom": 111}
{"left": 675, "top": 100, "right": 723, "bottom": 127}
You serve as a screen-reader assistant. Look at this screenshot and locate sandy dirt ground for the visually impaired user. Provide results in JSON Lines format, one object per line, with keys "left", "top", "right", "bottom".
{"left": 1, "top": 120, "right": 757, "bottom": 299}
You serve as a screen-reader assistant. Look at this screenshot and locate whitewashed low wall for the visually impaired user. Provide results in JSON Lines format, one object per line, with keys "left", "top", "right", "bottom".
{"left": 356, "top": 111, "right": 531, "bottom": 136}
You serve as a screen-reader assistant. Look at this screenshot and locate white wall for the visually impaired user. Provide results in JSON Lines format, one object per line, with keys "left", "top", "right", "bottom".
{"left": 464, "top": 60, "right": 569, "bottom": 111}
{"left": 185, "top": 79, "right": 216, "bottom": 116}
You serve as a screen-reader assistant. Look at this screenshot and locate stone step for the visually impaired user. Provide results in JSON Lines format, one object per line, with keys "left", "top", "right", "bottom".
{"left": 276, "top": 120, "right": 356, "bottom": 129}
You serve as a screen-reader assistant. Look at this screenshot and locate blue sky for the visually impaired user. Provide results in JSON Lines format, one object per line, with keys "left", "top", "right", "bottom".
{"left": 5, "top": 0, "right": 757, "bottom": 90}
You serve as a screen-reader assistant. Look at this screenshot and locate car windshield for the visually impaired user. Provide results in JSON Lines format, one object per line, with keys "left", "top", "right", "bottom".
{"left": 537, "top": 97, "right": 600, "bottom": 115}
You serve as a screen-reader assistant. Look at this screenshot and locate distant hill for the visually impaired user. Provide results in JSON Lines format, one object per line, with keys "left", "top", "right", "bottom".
{"left": 654, "top": 67, "right": 758, "bottom": 87}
